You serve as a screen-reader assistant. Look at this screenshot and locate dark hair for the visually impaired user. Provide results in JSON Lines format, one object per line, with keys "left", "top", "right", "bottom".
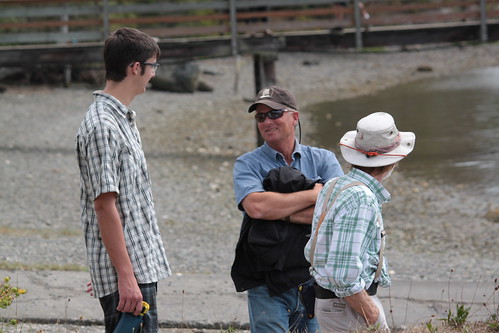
{"left": 103, "top": 27, "right": 161, "bottom": 82}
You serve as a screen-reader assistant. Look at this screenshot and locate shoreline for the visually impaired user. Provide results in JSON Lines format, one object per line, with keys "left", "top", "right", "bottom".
{"left": 136, "top": 42, "right": 499, "bottom": 157}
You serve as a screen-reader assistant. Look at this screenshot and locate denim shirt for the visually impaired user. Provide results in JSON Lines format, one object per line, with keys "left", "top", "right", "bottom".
{"left": 233, "top": 139, "right": 343, "bottom": 211}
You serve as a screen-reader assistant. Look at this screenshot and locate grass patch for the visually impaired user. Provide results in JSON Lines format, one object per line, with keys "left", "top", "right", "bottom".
{"left": 0, "top": 261, "right": 87, "bottom": 272}
{"left": 0, "top": 227, "right": 80, "bottom": 239}
{"left": 402, "top": 321, "right": 499, "bottom": 332}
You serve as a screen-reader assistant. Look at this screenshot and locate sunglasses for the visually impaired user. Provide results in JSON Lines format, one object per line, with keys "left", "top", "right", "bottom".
{"left": 255, "top": 109, "right": 292, "bottom": 123}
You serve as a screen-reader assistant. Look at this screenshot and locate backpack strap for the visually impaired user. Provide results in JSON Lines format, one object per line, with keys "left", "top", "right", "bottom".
{"left": 309, "top": 180, "right": 365, "bottom": 266}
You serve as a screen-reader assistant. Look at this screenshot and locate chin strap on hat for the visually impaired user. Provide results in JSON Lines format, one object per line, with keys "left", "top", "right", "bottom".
{"left": 339, "top": 143, "right": 407, "bottom": 159}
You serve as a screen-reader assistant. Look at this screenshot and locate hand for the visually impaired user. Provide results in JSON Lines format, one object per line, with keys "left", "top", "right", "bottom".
{"left": 117, "top": 275, "right": 143, "bottom": 316}
{"left": 311, "top": 182, "right": 324, "bottom": 199}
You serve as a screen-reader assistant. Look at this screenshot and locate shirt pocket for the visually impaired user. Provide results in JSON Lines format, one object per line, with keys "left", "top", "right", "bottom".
{"left": 120, "top": 145, "right": 152, "bottom": 199}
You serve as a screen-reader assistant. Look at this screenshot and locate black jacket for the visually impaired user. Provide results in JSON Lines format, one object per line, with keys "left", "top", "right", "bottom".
{"left": 231, "top": 166, "right": 319, "bottom": 296}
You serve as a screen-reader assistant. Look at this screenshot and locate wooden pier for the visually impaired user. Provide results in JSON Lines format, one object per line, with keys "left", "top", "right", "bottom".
{"left": 1, "top": 0, "right": 498, "bottom": 86}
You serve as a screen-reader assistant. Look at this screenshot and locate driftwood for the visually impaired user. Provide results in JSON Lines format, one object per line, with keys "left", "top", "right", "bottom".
{"left": 150, "top": 61, "right": 213, "bottom": 93}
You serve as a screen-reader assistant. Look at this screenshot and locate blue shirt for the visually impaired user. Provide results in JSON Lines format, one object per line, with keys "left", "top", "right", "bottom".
{"left": 233, "top": 140, "right": 343, "bottom": 210}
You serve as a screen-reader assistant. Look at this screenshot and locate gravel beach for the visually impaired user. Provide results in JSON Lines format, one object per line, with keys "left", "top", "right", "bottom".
{"left": 1, "top": 42, "right": 498, "bottom": 289}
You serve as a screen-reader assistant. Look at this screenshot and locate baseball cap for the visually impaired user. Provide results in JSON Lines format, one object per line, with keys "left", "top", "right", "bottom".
{"left": 248, "top": 86, "right": 298, "bottom": 113}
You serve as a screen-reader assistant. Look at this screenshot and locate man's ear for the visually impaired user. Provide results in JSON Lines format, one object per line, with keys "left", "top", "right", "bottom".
{"left": 292, "top": 111, "right": 299, "bottom": 126}
{"left": 129, "top": 62, "right": 139, "bottom": 75}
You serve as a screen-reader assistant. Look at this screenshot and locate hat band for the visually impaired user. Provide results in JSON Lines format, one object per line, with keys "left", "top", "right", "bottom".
{"left": 339, "top": 143, "right": 407, "bottom": 159}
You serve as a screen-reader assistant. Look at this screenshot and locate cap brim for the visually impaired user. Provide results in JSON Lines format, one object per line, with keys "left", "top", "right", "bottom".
{"left": 340, "top": 130, "right": 416, "bottom": 167}
{"left": 248, "top": 100, "right": 289, "bottom": 113}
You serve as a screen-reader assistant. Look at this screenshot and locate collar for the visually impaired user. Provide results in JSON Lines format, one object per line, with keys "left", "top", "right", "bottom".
{"left": 93, "top": 91, "right": 136, "bottom": 124}
{"left": 347, "top": 168, "right": 391, "bottom": 204}
{"left": 262, "top": 138, "right": 302, "bottom": 163}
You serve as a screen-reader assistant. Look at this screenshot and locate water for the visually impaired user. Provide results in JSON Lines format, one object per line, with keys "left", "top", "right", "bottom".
{"left": 308, "top": 67, "right": 499, "bottom": 197}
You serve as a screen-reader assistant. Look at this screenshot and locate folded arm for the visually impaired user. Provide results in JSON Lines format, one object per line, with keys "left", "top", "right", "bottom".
{"left": 241, "top": 183, "right": 323, "bottom": 224}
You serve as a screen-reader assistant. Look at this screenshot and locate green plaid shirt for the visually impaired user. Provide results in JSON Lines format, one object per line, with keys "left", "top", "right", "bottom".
{"left": 305, "top": 168, "right": 391, "bottom": 298}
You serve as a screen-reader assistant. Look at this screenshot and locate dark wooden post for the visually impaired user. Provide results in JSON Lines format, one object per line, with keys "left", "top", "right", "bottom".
{"left": 253, "top": 52, "right": 277, "bottom": 146}
{"left": 353, "top": 0, "right": 363, "bottom": 50}
{"left": 480, "top": 0, "right": 488, "bottom": 42}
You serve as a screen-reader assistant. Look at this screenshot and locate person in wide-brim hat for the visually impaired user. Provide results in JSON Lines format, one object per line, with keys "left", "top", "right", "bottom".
{"left": 305, "top": 112, "right": 415, "bottom": 333}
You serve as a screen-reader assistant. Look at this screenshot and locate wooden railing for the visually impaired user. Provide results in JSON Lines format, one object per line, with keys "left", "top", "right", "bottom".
{"left": 1, "top": 0, "right": 498, "bottom": 49}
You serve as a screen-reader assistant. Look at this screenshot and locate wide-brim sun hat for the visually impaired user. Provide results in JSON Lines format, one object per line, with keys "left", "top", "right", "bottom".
{"left": 340, "top": 112, "right": 415, "bottom": 167}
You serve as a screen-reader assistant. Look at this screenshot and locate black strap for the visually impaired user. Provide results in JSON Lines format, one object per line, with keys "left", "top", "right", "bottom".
{"left": 314, "top": 282, "right": 378, "bottom": 299}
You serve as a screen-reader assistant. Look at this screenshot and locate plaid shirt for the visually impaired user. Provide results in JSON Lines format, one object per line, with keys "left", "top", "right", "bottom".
{"left": 305, "top": 168, "right": 391, "bottom": 298}
{"left": 76, "top": 91, "right": 171, "bottom": 298}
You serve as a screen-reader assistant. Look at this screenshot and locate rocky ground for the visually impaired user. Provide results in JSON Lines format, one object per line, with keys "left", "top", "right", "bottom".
{"left": 0, "top": 42, "right": 498, "bottom": 292}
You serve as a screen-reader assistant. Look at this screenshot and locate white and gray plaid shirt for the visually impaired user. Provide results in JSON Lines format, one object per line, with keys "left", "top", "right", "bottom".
{"left": 76, "top": 91, "right": 171, "bottom": 298}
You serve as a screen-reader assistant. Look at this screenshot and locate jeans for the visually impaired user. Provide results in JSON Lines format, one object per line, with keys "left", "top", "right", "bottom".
{"left": 315, "top": 295, "right": 389, "bottom": 333}
{"left": 99, "top": 282, "right": 158, "bottom": 333}
{"left": 247, "top": 284, "right": 320, "bottom": 333}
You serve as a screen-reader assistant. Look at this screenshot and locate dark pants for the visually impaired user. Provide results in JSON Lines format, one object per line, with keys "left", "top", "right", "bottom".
{"left": 99, "top": 282, "right": 158, "bottom": 333}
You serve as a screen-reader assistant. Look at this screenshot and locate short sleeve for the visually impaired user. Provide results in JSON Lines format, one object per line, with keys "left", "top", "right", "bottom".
{"left": 86, "top": 125, "right": 120, "bottom": 200}
{"left": 233, "top": 157, "right": 265, "bottom": 211}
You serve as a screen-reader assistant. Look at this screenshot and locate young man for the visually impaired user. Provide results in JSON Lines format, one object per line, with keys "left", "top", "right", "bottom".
{"left": 76, "top": 27, "right": 170, "bottom": 332}
{"left": 231, "top": 86, "right": 344, "bottom": 332}
{"left": 305, "top": 112, "right": 416, "bottom": 332}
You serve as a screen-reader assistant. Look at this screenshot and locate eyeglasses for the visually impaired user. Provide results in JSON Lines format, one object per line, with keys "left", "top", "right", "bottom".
{"left": 255, "top": 109, "right": 292, "bottom": 123}
{"left": 141, "top": 62, "right": 160, "bottom": 72}
{"left": 129, "top": 62, "right": 160, "bottom": 72}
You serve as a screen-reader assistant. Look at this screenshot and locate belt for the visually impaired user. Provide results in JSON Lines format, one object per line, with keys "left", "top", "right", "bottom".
{"left": 314, "top": 282, "right": 378, "bottom": 299}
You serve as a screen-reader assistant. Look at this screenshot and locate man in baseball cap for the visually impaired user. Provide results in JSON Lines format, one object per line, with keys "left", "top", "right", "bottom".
{"left": 231, "top": 86, "right": 344, "bottom": 332}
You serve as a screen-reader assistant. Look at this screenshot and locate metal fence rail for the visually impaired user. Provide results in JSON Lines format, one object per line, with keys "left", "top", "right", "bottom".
{"left": 1, "top": 0, "right": 498, "bottom": 50}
